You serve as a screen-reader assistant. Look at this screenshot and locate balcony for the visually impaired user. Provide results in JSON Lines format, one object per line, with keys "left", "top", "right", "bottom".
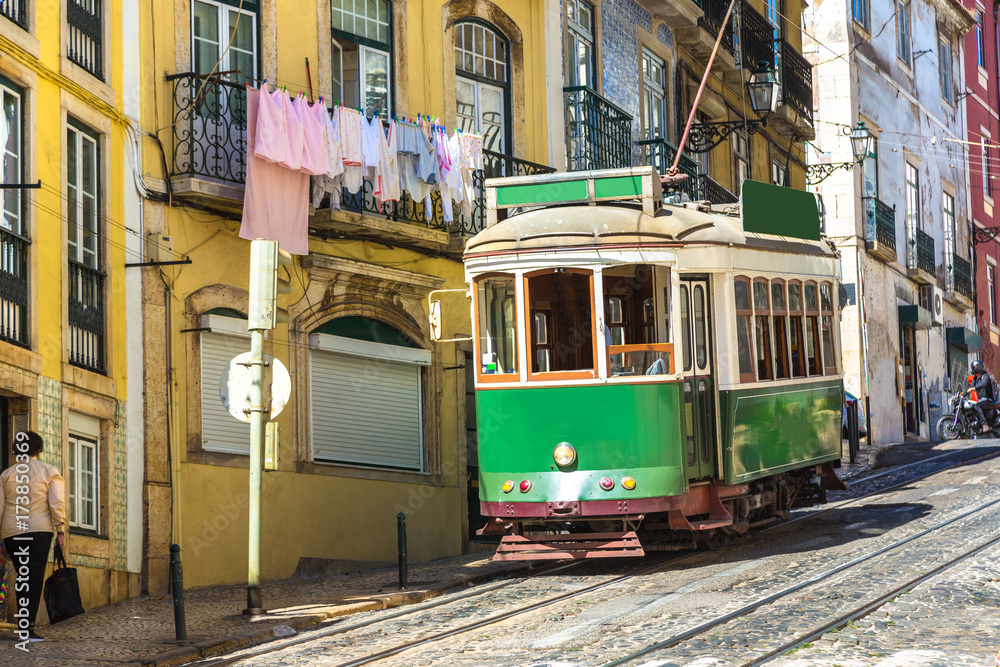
{"left": 771, "top": 39, "right": 815, "bottom": 138}
{"left": 733, "top": 1, "right": 775, "bottom": 76}
{"left": 946, "top": 253, "right": 974, "bottom": 311}
{"left": 68, "top": 261, "right": 105, "bottom": 375}
{"left": 699, "top": 174, "right": 738, "bottom": 205}
{"left": 638, "top": 0, "right": 703, "bottom": 30}
{"left": 637, "top": 138, "right": 700, "bottom": 201}
{"left": 677, "top": 0, "right": 736, "bottom": 71}
{"left": 564, "top": 86, "right": 633, "bottom": 172}
{"left": 864, "top": 196, "right": 896, "bottom": 263}
{"left": 0, "top": 227, "right": 29, "bottom": 347}
{"left": 67, "top": 0, "right": 104, "bottom": 80}
{"left": 907, "top": 228, "right": 936, "bottom": 284}
{"left": 1, "top": 0, "right": 27, "bottom": 28}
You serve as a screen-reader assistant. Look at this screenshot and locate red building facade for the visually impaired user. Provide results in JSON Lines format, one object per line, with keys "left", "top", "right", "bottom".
{"left": 966, "top": 2, "right": 1000, "bottom": 373}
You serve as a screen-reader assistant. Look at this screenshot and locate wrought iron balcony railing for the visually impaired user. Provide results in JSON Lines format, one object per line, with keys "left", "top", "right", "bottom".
{"left": 738, "top": 0, "right": 775, "bottom": 71}
{"left": 1, "top": 0, "right": 28, "bottom": 28}
{"left": 949, "top": 253, "right": 973, "bottom": 300}
{"left": 564, "top": 86, "right": 634, "bottom": 172}
{"left": 864, "top": 196, "right": 896, "bottom": 252}
{"left": 0, "top": 227, "right": 29, "bottom": 347}
{"left": 699, "top": 174, "right": 739, "bottom": 205}
{"left": 637, "top": 138, "right": 701, "bottom": 201}
{"left": 908, "top": 228, "right": 935, "bottom": 275}
{"left": 778, "top": 39, "right": 813, "bottom": 124}
{"left": 169, "top": 73, "right": 248, "bottom": 185}
{"left": 69, "top": 260, "right": 105, "bottom": 374}
{"left": 698, "top": 0, "right": 735, "bottom": 55}
{"left": 67, "top": 0, "right": 103, "bottom": 80}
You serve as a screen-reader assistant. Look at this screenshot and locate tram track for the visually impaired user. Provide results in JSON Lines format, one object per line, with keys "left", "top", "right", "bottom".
{"left": 190, "top": 440, "right": 1000, "bottom": 667}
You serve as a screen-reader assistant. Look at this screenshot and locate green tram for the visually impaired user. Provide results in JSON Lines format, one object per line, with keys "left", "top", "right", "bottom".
{"left": 464, "top": 167, "right": 846, "bottom": 560}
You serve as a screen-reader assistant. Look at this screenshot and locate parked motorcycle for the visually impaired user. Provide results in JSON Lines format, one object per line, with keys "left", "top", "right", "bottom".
{"left": 936, "top": 390, "right": 1000, "bottom": 440}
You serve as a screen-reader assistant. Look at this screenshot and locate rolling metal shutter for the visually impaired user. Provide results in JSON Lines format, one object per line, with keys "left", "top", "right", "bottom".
{"left": 201, "top": 331, "right": 251, "bottom": 455}
{"left": 310, "top": 335, "right": 428, "bottom": 471}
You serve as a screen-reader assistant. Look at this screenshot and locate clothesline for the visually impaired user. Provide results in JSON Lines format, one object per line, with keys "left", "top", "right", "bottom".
{"left": 239, "top": 84, "right": 484, "bottom": 255}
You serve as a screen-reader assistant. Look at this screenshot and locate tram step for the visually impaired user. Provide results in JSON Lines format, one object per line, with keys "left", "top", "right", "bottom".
{"left": 495, "top": 531, "right": 645, "bottom": 560}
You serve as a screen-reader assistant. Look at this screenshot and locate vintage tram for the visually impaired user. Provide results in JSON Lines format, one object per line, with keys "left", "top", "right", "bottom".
{"left": 464, "top": 166, "right": 845, "bottom": 560}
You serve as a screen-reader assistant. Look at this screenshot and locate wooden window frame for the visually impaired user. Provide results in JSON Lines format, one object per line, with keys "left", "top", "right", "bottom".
{"left": 753, "top": 278, "right": 774, "bottom": 381}
{"left": 820, "top": 281, "right": 838, "bottom": 375}
{"left": 735, "top": 275, "right": 756, "bottom": 384}
{"left": 524, "top": 268, "right": 597, "bottom": 382}
{"left": 473, "top": 272, "right": 520, "bottom": 384}
{"left": 803, "top": 280, "right": 822, "bottom": 376}
{"left": 787, "top": 279, "right": 807, "bottom": 378}
{"left": 770, "top": 279, "right": 791, "bottom": 379}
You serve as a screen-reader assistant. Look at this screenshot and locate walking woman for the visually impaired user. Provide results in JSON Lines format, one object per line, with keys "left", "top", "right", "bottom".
{"left": 0, "top": 431, "right": 67, "bottom": 641}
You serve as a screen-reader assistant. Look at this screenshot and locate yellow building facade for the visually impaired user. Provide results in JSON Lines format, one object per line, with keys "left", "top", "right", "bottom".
{"left": 0, "top": 0, "right": 143, "bottom": 614}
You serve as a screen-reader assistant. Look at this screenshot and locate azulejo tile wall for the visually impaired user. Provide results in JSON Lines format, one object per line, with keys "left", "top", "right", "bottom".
{"left": 37, "top": 376, "right": 63, "bottom": 470}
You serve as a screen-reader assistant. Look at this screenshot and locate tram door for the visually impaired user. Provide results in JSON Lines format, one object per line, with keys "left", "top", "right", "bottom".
{"left": 679, "top": 277, "right": 716, "bottom": 481}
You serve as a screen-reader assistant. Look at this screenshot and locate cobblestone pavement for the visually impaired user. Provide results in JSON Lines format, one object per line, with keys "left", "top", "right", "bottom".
{"left": 203, "top": 438, "right": 1000, "bottom": 667}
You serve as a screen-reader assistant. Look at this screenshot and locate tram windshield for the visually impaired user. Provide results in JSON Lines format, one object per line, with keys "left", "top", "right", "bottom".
{"left": 476, "top": 275, "right": 518, "bottom": 377}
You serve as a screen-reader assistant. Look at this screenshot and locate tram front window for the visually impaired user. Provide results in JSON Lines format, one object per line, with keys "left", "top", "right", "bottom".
{"left": 476, "top": 275, "right": 518, "bottom": 377}
{"left": 527, "top": 270, "right": 594, "bottom": 375}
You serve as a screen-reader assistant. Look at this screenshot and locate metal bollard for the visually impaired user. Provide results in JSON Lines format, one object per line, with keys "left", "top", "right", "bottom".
{"left": 865, "top": 395, "right": 872, "bottom": 445}
{"left": 848, "top": 401, "right": 860, "bottom": 464}
{"left": 170, "top": 544, "right": 187, "bottom": 640}
{"left": 397, "top": 512, "right": 408, "bottom": 590}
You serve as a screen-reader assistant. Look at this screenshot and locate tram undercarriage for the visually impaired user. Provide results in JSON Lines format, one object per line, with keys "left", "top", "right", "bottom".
{"left": 481, "top": 463, "right": 847, "bottom": 560}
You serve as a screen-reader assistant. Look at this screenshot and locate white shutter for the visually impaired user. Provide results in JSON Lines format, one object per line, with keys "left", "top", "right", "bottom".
{"left": 311, "top": 347, "right": 424, "bottom": 470}
{"left": 201, "top": 332, "right": 251, "bottom": 455}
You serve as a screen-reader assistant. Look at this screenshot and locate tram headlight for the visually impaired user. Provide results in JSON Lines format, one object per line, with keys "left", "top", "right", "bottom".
{"left": 553, "top": 442, "right": 577, "bottom": 467}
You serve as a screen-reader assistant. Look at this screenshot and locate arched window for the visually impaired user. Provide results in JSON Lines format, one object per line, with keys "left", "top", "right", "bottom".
{"left": 331, "top": 0, "right": 392, "bottom": 118}
{"left": 455, "top": 21, "right": 509, "bottom": 153}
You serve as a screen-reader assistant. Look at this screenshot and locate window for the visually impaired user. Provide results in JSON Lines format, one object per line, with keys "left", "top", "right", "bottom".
{"left": 527, "top": 269, "right": 595, "bottom": 378}
{"left": 193, "top": 0, "right": 257, "bottom": 84}
{"left": 977, "top": 10, "right": 986, "bottom": 69}
{"left": 200, "top": 313, "right": 252, "bottom": 455}
{"left": 896, "top": 1, "right": 911, "bottom": 66}
{"left": 804, "top": 281, "right": 821, "bottom": 375}
{"left": 771, "top": 280, "right": 790, "bottom": 379}
{"left": 602, "top": 265, "right": 670, "bottom": 376}
{"left": 820, "top": 282, "right": 837, "bottom": 374}
{"left": 862, "top": 131, "right": 878, "bottom": 198}
{"left": 641, "top": 49, "right": 668, "bottom": 140}
{"left": 766, "top": 0, "right": 782, "bottom": 39}
{"left": 67, "top": 120, "right": 105, "bottom": 374}
{"left": 331, "top": 0, "right": 391, "bottom": 118}
{"left": 939, "top": 36, "right": 953, "bottom": 104}
{"left": 853, "top": 0, "right": 870, "bottom": 31}
{"left": 943, "top": 192, "right": 956, "bottom": 262}
{"left": 67, "top": 0, "right": 104, "bottom": 79}
{"left": 732, "top": 130, "right": 750, "bottom": 189}
{"left": 68, "top": 413, "right": 100, "bottom": 533}
{"left": 475, "top": 275, "right": 518, "bottom": 380}
{"left": 0, "top": 0, "right": 28, "bottom": 29}
{"left": 788, "top": 280, "right": 806, "bottom": 378}
{"left": 0, "top": 79, "right": 26, "bottom": 347}
{"left": 771, "top": 160, "right": 786, "bottom": 187}
{"left": 905, "top": 162, "right": 920, "bottom": 233}
{"left": 310, "top": 319, "right": 429, "bottom": 471}
{"left": 455, "top": 22, "right": 508, "bottom": 153}
{"left": 735, "top": 277, "right": 755, "bottom": 382}
{"left": 753, "top": 279, "right": 773, "bottom": 380}
{"left": 990, "top": 264, "right": 998, "bottom": 326}
{"left": 566, "top": 0, "right": 596, "bottom": 89}
{"left": 982, "top": 138, "right": 992, "bottom": 198}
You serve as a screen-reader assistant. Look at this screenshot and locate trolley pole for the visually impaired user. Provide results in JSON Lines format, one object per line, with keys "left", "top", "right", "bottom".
{"left": 244, "top": 326, "right": 266, "bottom": 616}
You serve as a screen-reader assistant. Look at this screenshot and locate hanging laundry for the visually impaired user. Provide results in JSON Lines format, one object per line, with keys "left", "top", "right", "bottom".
{"left": 278, "top": 94, "right": 305, "bottom": 171}
{"left": 241, "top": 86, "right": 310, "bottom": 255}
{"left": 396, "top": 121, "right": 438, "bottom": 204}
{"left": 340, "top": 107, "right": 365, "bottom": 193}
{"left": 300, "top": 99, "right": 329, "bottom": 176}
{"left": 312, "top": 105, "right": 345, "bottom": 209}
{"left": 373, "top": 118, "right": 401, "bottom": 204}
{"left": 254, "top": 86, "right": 286, "bottom": 164}
{"left": 439, "top": 130, "right": 466, "bottom": 221}
{"left": 457, "top": 132, "right": 484, "bottom": 216}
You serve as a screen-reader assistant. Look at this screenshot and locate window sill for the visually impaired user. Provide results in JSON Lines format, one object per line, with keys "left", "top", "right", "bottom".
{"left": 62, "top": 362, "right": 117, "bottom": 398}
{"left": 0, "top": 18, "right": 40, "bottom": 60}
{"left": 59, "top": 55, "right": 114, "bottom": 107}
{"left": 0, "top": 338, "right": 43, "bottom": 375}
{"left": 296, "top": 460, "right": 447, "bottom": 486}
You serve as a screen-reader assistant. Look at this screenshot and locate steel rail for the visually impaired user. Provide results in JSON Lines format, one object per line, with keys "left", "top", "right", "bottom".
{"left": 744, "top": 533, "right": 1000, "bottom": 666}
{"left": 599, "top": 493, "right": 1000, "bottom": 666}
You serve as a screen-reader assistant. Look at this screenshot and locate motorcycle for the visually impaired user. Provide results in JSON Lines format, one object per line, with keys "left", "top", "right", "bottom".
{"left": 936, "top": 390, "right": 1000, "bottom": 440}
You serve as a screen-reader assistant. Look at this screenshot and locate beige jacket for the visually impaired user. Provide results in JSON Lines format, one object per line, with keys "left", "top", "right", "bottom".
{"left": 0, "top": 457, "right": 67, "bottom": 540}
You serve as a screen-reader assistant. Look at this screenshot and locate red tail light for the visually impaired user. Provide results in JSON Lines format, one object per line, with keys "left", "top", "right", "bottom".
{"left": 599, "top": 477, "right": 614, "bottom": 490}
{"left": 519, "top": 480, "right": 532, "bottom": 492}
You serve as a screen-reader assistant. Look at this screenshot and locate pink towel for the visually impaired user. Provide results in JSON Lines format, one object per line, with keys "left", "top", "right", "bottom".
{"left": 240, "top": 86, "right": 310, "bottom": 255}
{"left": 300, "top": 100, "right": 329, "bottom": 176}
{"left": 254, "top": 87, "right": 285, "bottom": 163}
{"left": 279, "top": 94, "right": 305, "bottom": 171}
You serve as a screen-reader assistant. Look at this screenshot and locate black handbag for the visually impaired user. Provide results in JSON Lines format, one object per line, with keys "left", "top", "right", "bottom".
{"left": 43, "top": 544, "right": 85, "bottom": 624}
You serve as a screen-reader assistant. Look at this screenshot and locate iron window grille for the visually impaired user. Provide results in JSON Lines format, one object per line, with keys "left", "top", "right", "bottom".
{"left": 67, "top": 0, "right": 104, "bottom": 80}
{"left": 0, "top": 0, "right": 27, "bottom": 28}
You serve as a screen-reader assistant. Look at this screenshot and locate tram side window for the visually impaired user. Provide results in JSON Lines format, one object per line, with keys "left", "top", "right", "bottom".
{"left": 771, "top": 280, "right": 791, "bottom": 379}
{"left": 753, "top": 279, "right": 773, "bottom": 381}
{"left": 528, "top": 270, "right": 594, "bottom": 374}
{"left": 476, "top": 275, "right": 518, "bottom": 377}
{"left": 788, "top": 281, "right": 807, "bottom": 378}
{"left": 680, "top": 284, "right": 692, "bottom": 372}
{"left": 820, "top": 282, "right": 837, "bottom": 374}
{"left": 602, "top": 264, "right": 656, "bottom": 345}
{"left": 804, "top": 281, "right": 822, "bottom": 376}
{"left": 734, "top": 277, "right": 756, "bottom": 382}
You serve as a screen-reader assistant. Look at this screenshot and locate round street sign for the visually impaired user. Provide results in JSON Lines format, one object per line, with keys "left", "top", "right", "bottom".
{"left": 219, "top": 353, "right": 291, "bottom": 423}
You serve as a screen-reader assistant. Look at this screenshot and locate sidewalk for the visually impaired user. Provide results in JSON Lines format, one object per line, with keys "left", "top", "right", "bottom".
{"left": 0, "top": 553, "right": 530, "bottom": 667}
